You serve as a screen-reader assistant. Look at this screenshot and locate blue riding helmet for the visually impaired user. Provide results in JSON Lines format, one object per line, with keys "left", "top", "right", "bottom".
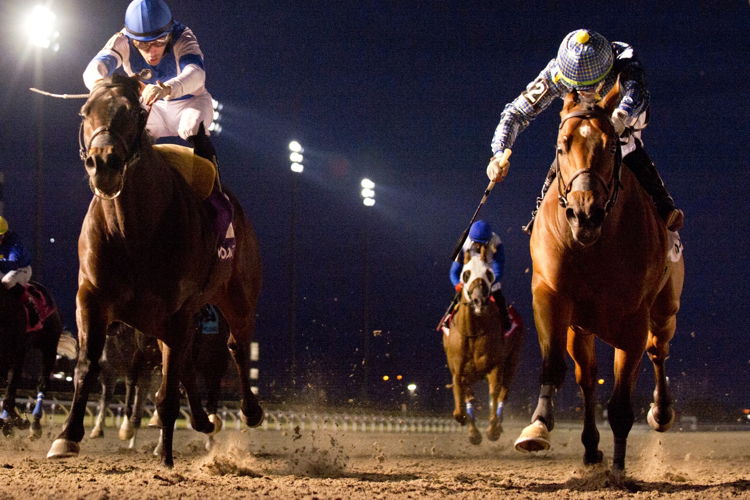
{"left": 469, "top": 220, "right": 492, "bottom": 244}
{"left": 124, "top": 0, "right": 174, "bottom": 42}
{"left": 556, "top": 29, "right": 613, "bottom": 90}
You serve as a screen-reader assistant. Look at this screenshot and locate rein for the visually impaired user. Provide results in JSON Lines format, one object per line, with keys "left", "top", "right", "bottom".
{"left": 555, "top": 108, "right": 622, "bottom": 213}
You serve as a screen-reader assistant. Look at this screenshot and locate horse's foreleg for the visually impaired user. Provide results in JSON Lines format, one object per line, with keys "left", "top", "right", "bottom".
{"left": 646, "top": 326, "right": 675, "bottom": 432}
{"left": 515, "top": 289, "right": 570, "bottom": 453}
{"left": 227, "top": 333, "right": 263, "bottom": 427}
{"left": 155, "top": 339, "right": 184, "bottom": 468}
{"left": 2, "top": 349, "right": 29, "bottom": 430}
{"left": 486, "top": 366, "right": 504, "bottom": 441}
{"left": 181, "top": 354, "right": 213, "bottom": 435}
{"left": 48, "top": 302, "right": 106, "bottom": 458}
{"left": 449, "top": 371, "right": 466, "bottom": 425}
{"left": 608, "top": 347, "right": 643, "bottom": 470}
{"left": 568, "top": 328, "right": 602, "bottom": 465}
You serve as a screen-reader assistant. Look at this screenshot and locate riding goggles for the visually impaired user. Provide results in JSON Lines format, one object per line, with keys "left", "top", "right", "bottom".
{"left": 132, "top": 35, "right": 170, "bottom": 50}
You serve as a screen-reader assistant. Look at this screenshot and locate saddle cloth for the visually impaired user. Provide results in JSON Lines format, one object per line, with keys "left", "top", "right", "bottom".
{"left": 22, "top": 283, "right": 56, "bottom": 333}
{"left": 154, "top": 144, "right": 234, "bottom": 260}
{"left": 153, "top": 144, "right": 216, "bottom": 200}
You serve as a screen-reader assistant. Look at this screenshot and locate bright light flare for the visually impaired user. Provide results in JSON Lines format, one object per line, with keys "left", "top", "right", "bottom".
{"left": 407, "top": 383, "right": 417, "bottom": 392}
{"left": 23, "top": 5, "right": 60, "bottom": 51}
{"left": 288, "top": 140, "right": 303, "bottom": 153}
{"left": 363, "top": 197, "right": 375, "bottom": 207}
{"left": 360, "top": 178, "right": 375, "bottom": 189}
{"left": 360, "top": 188, "right": 375, "bottom": 199}
{"left": 290, "top": 162, "right": 304, "bottom": 173}
{"left": 289, "top": 152, "right": 304, "bottom": 163}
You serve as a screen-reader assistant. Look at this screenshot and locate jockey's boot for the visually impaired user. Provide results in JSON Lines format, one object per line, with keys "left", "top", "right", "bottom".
{"left": 188, "top": 123, "right": 234, "bottom": 258}
{"left": 624, "top": 147, "right": 684, "bottom": 231}
{"left": 523, "top": 161, "right": 557, "bottom": 235}
{"left": 491, "top": 289, "right": 512, "bottom": 332}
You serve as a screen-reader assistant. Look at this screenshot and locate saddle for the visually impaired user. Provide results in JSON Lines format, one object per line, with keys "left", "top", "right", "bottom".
{"left": 21, "top": 283, "right": 56, "bottom": 333}
{"left": 153, "top": 144, "right": 235, "bottom": 261}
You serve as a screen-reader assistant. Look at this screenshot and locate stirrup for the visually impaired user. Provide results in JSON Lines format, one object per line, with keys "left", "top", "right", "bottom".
{"left": 665, "top": 208, "right": 684, "bottom": 232}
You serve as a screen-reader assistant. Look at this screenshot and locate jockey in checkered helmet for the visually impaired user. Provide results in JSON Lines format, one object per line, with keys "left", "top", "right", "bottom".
{"left": 486, "top": 29, "right": 684, "bottom": 234}
{"left": 0, "top": 217, "right": 32, "bottom": 289}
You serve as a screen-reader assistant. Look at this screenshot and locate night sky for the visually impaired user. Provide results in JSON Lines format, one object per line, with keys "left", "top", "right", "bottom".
{"left": 1, "top": 1, "right": 748, "bottom": 416}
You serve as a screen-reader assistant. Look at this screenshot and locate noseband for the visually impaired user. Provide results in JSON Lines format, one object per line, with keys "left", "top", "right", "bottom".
{"left": 78, "top": 83, "right": 148, "bottom": 196}
{"left": 555, "top": 108, "right": 622, "bottom": 213}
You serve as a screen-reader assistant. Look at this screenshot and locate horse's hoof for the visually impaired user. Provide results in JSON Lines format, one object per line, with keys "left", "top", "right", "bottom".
{"left": 584, "top": 449, "right": 604, "bottom": 465}
{"left": 89, "top": 427, "right": 103, "bottom": 439}
{"left": 241, "top": 406, "right": 264, "bottom": 428}
{"left": 453, "top": 413, "right": 467, "bottom": 426}
{"left": 118, "top": 423, "right": 135, "bottom": 441}
{"left": 205, "top": 435, "right": 215, "bottom": 452}
{"left": 514, "top": 420, "right": 551, "bottom": 453}
{"left": 148, "top": 412, "right": 163, "bottom": 428}
{"left": 647, "top": 404, "right": 674, "bottom": 432}
{"left": 29, "top": 421, "right": 42, "bottom": 441}
{"left": 486, "top": 423, "right": 503, "bottom": 441}
{"left": 208, "top": 414, "right": 223, "bottom": 436}
{"left": 15, "top": 418, "right": 31, "bottom": 431}
{"left": 469, "top": 431, "right": 482, "bottom": 446}
{"left": 47, "top": 438, "right": 80, "bottom": 459}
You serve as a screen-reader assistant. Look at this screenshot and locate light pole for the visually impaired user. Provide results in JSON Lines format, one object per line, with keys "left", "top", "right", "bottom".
{"left": 209, "top": 98, "right": 223, "bottom": 136}
{"left": 23, "top": 5, "right": 59, "bottom": 281}
{"left": 288, "top": 141, "right": 304, "bottom": 390}
{"left": 360, "top": 178, "right": 375, "bottom": 402}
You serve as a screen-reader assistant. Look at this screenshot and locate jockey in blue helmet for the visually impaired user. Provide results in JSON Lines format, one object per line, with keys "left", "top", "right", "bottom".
{"left": 83, "top": 0, "right": 219, "bottom": 166}
{"left": 486, "top": 29, "right": 683, "bottom": 234}
{"left": 450, "top": 220, "right": 511, "bottom": 330}
{"left": 0, "top": 216, "right": 32, "bottom": 290}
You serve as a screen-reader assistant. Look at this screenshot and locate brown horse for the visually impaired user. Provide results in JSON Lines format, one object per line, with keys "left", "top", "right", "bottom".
{"left": 514, "top": 83, "right": 685, "bottom": 471}
{"left": 47, "top": 74, "right": 263, "bottom": 467}
{"left": 443, "top": 246, "right": 523, "bottom": 445}
{"left": 0, "top": 282, "right": 73, "bottom": 439}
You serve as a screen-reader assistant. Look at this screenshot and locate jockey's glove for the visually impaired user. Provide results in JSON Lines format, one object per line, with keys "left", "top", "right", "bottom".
{"left": 142, "top": 82, "right": 172, "bottom": 106}
{"left": 611, "top": 108, "right": 630, "bottom": 136}
{"left": 454, "top": 283, "right": 464, "bottom": 293}
{"left": 486, "top": 151, "right": 511, "bottom": 182}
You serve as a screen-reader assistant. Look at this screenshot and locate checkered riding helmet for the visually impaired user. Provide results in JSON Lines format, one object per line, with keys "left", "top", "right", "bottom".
{"left": 556, "top": 29, "right": 613, "bottom": 90}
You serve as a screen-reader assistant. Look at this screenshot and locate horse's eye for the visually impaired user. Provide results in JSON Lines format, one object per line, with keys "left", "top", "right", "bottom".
{"left": 462, "top": 270, "right": 471, "bottom": 283}
{"left": 486, "top": 270, "right": 495, "bottom": 283}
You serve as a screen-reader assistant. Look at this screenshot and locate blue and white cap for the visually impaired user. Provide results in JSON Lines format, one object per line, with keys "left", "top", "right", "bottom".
{"left": 556, "top": 29, "right": 613, "bottom": 90}
{"left": 124, "top": 0, "right": 173, "bottom": 42}
{"left": 469, "top": 220, "right": 492, "bottom": 244}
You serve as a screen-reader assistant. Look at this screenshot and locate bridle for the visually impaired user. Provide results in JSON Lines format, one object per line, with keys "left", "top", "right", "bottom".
{"left": 78, "top": 82, "right": 149, "bottom": 198}
{"left": 555, "top": 108, "right": 622, "bottom": 213}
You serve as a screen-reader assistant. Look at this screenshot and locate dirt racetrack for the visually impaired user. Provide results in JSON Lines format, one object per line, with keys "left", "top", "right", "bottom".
{"left": 0, "top": 419, "right": 748, "bottom": 499}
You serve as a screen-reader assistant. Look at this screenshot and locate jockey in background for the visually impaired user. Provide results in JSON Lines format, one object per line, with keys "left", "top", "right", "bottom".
{"left": 83, "top": 0, "right": 219, "bottom": 168}
{"left": 450, "top": 220, "right": 511, "bottom": 331}
{"left": 0, "top": 216, "right": 32, "bottom": 290}
{"left": 486, "top": 29, "right": 684, "bottom": 235}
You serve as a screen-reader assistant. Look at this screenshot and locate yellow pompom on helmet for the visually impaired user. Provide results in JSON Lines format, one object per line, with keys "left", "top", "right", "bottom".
{"left": 0, "top": 216, "right": 8, "bottom": 235}
{"left": 556, "top": 29, "right": 614, "bottom": 90}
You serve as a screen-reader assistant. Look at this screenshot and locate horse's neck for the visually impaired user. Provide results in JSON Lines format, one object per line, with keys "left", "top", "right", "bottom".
{"left": 454, "top": 301, "right": 498, "bottom": 336}
{"left": 103, "top": 145, "right": 178, "bottom": 239}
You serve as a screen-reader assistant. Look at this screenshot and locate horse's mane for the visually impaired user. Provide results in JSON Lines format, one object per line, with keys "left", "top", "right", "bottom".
{"left": 82, "top": 74, "right": 142, "bottom": 114}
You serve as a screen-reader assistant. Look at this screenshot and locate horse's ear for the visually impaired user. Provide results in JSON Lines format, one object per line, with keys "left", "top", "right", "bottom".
{"left": 599, "top": 76, "right": 621, "bottom": 113}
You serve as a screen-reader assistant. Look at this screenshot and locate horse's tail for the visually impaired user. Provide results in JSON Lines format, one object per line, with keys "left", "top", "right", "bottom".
{"left": 57, "top": 330, "right": 78, "bottom": 360}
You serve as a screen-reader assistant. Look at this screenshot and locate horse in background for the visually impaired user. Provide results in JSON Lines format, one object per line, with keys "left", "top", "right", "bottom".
{"left": 0, "top": 282, "right": 76, "bottom": 438}
{"left": 89, "top": 322, "right": 161, "bottom": 448}
{"left": 48, "top": 74, "right": 263, "bottom": 467}
{"left": 515, "top": 83, "right": 685, "bottom": 471}
{"left": 442, "top": 246, "right": 524, "bottom": 445}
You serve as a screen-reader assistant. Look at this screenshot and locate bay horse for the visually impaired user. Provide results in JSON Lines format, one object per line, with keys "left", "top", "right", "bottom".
{"left": 514, "top": 83, "right": 685, "bottom": 471}
{"left": 47, "top": 74, "right": 263, "bottom": 467}
{"left": 443, "top": 246, "right": 523, "bottom": 445}
{"left": 0, "top": 281, "right": 74, "bottom": 438}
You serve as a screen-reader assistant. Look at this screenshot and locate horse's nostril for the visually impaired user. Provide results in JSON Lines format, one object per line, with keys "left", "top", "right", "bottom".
{"left": 565, "top": 207, "right": 576, "bottom": 222}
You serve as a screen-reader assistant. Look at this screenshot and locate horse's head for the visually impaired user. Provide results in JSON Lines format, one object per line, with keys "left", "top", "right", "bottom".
{"left": 555, "top": 82, "right": 622, "bottom": 246}
{"left": 460, "top": 245, "right": 495, "bottom": 316}
{"left": 79, "top": 74, "right": 148, "bottom": 199}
